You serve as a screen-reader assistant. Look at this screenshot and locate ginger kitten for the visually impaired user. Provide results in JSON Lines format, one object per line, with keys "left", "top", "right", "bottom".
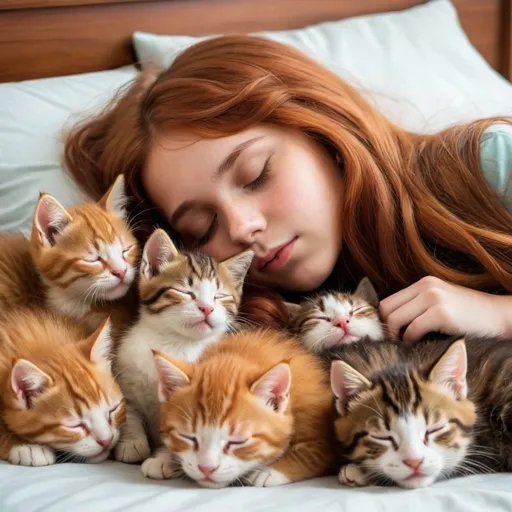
{"left": 286, "top": 277, "right": 384, "bottom": 352}
{"left": 0, "top": 310, "right": 125, "bottom": 466}
{"left": 114, "top": 229, "right": 253, "bottom": 479}
{"left": 329, "top": 335, "right": 512, "bottom": 488}
{"left": 0, "top": 175, "right": 139, "bottom": 331}
{"left": 153, "top": 329, "right": 336, "bottom": 488}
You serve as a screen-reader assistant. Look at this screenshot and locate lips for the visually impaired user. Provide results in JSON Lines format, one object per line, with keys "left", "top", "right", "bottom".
{"left": 255, "top": 237, "right": 297, "bottom": 273}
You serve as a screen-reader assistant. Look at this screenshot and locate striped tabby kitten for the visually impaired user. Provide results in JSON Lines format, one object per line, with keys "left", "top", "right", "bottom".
{"left": 0, "top": 175, "right": 139, "bottom": 331}
{"left": 153, "top": 329, "right": 336, "bottom": 488}
{"left": 286, "top": 277, "right": 384, "bottom": 352}
{"left": 0, "top": 309, "right": 125, "bottom": 466}
{"left": 114, "top": 229, "right": 253, "bottom": 479}
{"left": 329, "top": 335, "right": 512, "bottom": 489}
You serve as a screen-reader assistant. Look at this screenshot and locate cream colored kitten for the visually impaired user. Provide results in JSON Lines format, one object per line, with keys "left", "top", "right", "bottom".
{"left": 114, "top": 229, "right": 253, "bottom": 479}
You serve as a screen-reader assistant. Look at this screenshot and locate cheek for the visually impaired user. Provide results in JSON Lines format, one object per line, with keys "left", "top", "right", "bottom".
{"left": 35, "top": 426, "right": 83, "bottom": 446}
{"left": 351, "top": 317, "right": 384, "bottom": 338}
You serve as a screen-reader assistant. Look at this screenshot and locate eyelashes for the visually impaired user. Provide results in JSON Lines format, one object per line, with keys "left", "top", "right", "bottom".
{"left": 195, "top": 157, "right": 273, "bottom": 247}
{"left": 244, "top": 156, "right": 272, "bottom": 192}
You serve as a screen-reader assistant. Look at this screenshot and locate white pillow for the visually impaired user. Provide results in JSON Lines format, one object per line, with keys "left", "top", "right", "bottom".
{"left": 133, "top": 0, "right": 512, "bottom": 133}
{"left": 0, "top": 66, "right": 138, "bottom": 234}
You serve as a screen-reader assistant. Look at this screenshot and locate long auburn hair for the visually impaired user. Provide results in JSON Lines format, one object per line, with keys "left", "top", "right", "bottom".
{"left": 65, "top": 35, "right": 512, "bottom": 299}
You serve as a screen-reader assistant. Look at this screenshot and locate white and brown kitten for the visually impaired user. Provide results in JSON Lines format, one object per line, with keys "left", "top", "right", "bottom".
{"left": 0, "top": 175, "right": 139, "bottom": 332}
{"left": 329, "top": 335, "right": 512, "bottom": 489}
{"left": 114, "top": 229, "right": 253, "bottom": 479}
{"left": 286, "top": 277, "right": 384, "bottom": 352}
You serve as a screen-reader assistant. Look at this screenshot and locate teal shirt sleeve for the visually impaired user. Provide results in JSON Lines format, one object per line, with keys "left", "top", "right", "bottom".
{"left": 480, "top": 124, "right": 512, "bottom": 214}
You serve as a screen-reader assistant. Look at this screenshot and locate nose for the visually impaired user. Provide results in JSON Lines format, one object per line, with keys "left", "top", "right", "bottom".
{"left": 334, "top": 317, "right": 350, "bottom": 330}
{"left": 402, "top": 458, "right": 424, "bottom": 471}
{"left": 198, "top": 464, "right": 219, "bottom": 478}
{"left": 225, "top": 202, "right": 266, "bottom": 247}
{"left": 111, "top": 267, "right": 127, "bottom": 280}
{"left": 199, "top": 305, "right": 214, "bottom": 318}
{"left": 97, "top": 435, "right": 113, "bottom": 449}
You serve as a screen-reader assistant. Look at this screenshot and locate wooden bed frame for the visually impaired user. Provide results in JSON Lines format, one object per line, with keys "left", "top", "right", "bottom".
{"left": 0, "top": 0, "right": 510, "bottom": 83}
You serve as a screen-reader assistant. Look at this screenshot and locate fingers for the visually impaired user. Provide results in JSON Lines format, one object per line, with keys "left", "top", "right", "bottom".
{"left": 379, "top": 285, "right": 420, "bottom": 322}
{"left": 385, "top": 295, "right": 429, "bottom": 338}
{"left": 402, "top": 306, "right": 448, "bottom": 344}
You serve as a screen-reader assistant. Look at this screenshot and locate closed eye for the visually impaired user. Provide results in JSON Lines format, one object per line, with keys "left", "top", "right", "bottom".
{"left": 226, "top": 438, "right": 249, "bottom": 449}
{"left": 64, "top": 421, "right": 86, "bottom": 430}
{"left": 316, "top": 316, "right": 331, "bottom": 322}
{"left": 425, "top": 424, "right": 445, "bottom": 442}
{"left": 370, "top": 434, "right": 398, "bottom": 450}
{"left": 172, "top": 288, "right": 197, "bottom": 300}
{"left": 215, "top": 293, "right": 232, "bottom": 300}
{"left": 82, "top": 256, "right": 101, "bottom": 264}
{"left": 108, "top": 402, "right": 122, "bottom": 421}
{"left": 178, "top": 433, "right": 199, "bottom": 450}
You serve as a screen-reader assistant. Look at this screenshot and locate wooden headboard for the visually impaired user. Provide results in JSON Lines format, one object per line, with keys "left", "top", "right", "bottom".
{"left": 0, "top": 0, "right": 510, "bottom": 83}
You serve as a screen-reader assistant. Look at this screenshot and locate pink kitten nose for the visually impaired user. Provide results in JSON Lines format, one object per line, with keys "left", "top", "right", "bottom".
{"left": 199, "top": 305, "right": 214, "bottom": 318}
{"left": 97, "top": 436, "right": 113, "bottom": 449}
{"left": 111, "top": 267, "right": 127, "bottom": 280}
{"left": 198, "top": 464, "right": 219, "bottom": 478}
{"left": 403, "top": 458, "right": 424, "bottom": 471}
{"left": 334, "top": 317, "right": 350, "bottom": 330}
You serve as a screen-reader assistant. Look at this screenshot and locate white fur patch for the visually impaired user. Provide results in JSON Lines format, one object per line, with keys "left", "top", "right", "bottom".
{"left": 247, "top": 468, "right": 291, "bottom": 487}
{"left": 8, "top": 444, "right": 56, "bottom": 466}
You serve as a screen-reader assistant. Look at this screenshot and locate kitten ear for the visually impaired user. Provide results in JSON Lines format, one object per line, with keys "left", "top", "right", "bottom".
{"left": 11, "top": 359, "right": 53, "bottom": 410}
{"left": 33, "top": 193, "right": 73, "bottom": 248}
{"left": 428, "top": 338, "right": 468, "bottom": 400}
{"left": 100, "top": 174, "right": 128, "bottom": 219}
{"left": 142, "top": 229, "right": 180, "bottom": 279}
{"left": 354, "top": 277, "right": 379, "bottom": 308}
{"left": 220, "top": 250, "right": 254, "bottom": 288}
{"left": 152, "top": 350, "right": 192, "bottom": 402}
{"left": 284, "top": 301, "right": 302, "bottom": 322}
{"left": 80, "top": 318, "right": 113, "bottom": 374}
{"left": 250, "top": 363, "right": 291, "bottom": 414}
{"left": 330, "top": 360, "right": 371, "bottom": 416}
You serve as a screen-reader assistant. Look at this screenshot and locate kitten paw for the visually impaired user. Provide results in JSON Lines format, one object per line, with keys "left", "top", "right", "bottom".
{"left": 8, "top": 444, "right": 56, "bottom": 467}
{"left": 247, "top": 468, "right": 291, "bottom": 487}
{"left": 338, "top": 464, "right": 368, "bottom": 487}
{"left": 141, "top": 453, "right": 176, "bottom": 480}
{"left": 114, "top": 437, "right": 151, "bottom": 463}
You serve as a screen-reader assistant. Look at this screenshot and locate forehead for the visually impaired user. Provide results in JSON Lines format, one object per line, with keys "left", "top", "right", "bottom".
{"left": 143, "top": 125, "right": 274, "bottom": 216}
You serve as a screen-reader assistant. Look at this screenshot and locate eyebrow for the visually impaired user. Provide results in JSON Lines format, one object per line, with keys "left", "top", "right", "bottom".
{"left": 170, "top": 136, "right": 263, "bottom": 227}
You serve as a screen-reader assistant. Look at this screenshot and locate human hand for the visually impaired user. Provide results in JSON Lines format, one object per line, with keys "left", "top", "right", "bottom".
{"left": 379, "top": 276, "right": 509, "bottom": 343}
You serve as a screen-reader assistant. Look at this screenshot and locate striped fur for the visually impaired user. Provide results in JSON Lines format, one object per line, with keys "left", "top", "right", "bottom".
{"left": 0, "top": 175, "right": 139, "bottom": 332}
{"left": 114, "top": 229, "right": 253, "bottom": 478}
{"left": 330, "top": 335, "right": 512, "bottom": 488}
{"left": 0, "top": 309, "right": 125, "bottom": 467}
{"left": 153, "top": 329, "right": 336, "bottom": 488}
{"left": 287, "top": 277, "right": 384, "bottom": 352}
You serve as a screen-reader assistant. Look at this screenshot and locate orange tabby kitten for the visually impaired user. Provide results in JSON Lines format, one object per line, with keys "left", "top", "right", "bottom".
{"left": 153, "top": 329, "right": 336, "bottom": 488}
{"left": 0, "top": 175, "right": 139, "bottom": 331}
{"left": 0, "top": 309, "right": 125, "bottom": 466}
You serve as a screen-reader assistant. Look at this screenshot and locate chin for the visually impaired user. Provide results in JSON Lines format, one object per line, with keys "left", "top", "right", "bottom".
{"left": 196, "top": 479, "right": 230, "bottom": 489}
{"left": 103, "top": 282, "right": 130, "bottom": 301}
{"left": 397, "top": 474, "right": 438, "bottom": 489}
{"left": 86, "top": 452, "right": 111, "bottom": 464}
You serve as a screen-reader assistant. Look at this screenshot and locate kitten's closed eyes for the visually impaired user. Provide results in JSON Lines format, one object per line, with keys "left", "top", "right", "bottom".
{"left": 287, "top": 277, "right": 384, "bottom": 352}
{"left": 0, "top": 311, "right": 126, "bottom": 467}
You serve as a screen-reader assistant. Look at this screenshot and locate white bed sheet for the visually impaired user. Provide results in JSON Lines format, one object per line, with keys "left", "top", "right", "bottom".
{"left": 1, "top": 461, "right": 512, "bottom": 512}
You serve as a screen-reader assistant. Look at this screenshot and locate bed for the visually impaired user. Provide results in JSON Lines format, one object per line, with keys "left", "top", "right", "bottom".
{"left": 1, "top": 0, "right": 512, "bottom": 510}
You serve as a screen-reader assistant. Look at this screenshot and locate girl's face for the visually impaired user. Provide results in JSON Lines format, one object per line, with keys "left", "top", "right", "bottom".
{"left": 144, "top": 125, "right": 344, "bottom": 292}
